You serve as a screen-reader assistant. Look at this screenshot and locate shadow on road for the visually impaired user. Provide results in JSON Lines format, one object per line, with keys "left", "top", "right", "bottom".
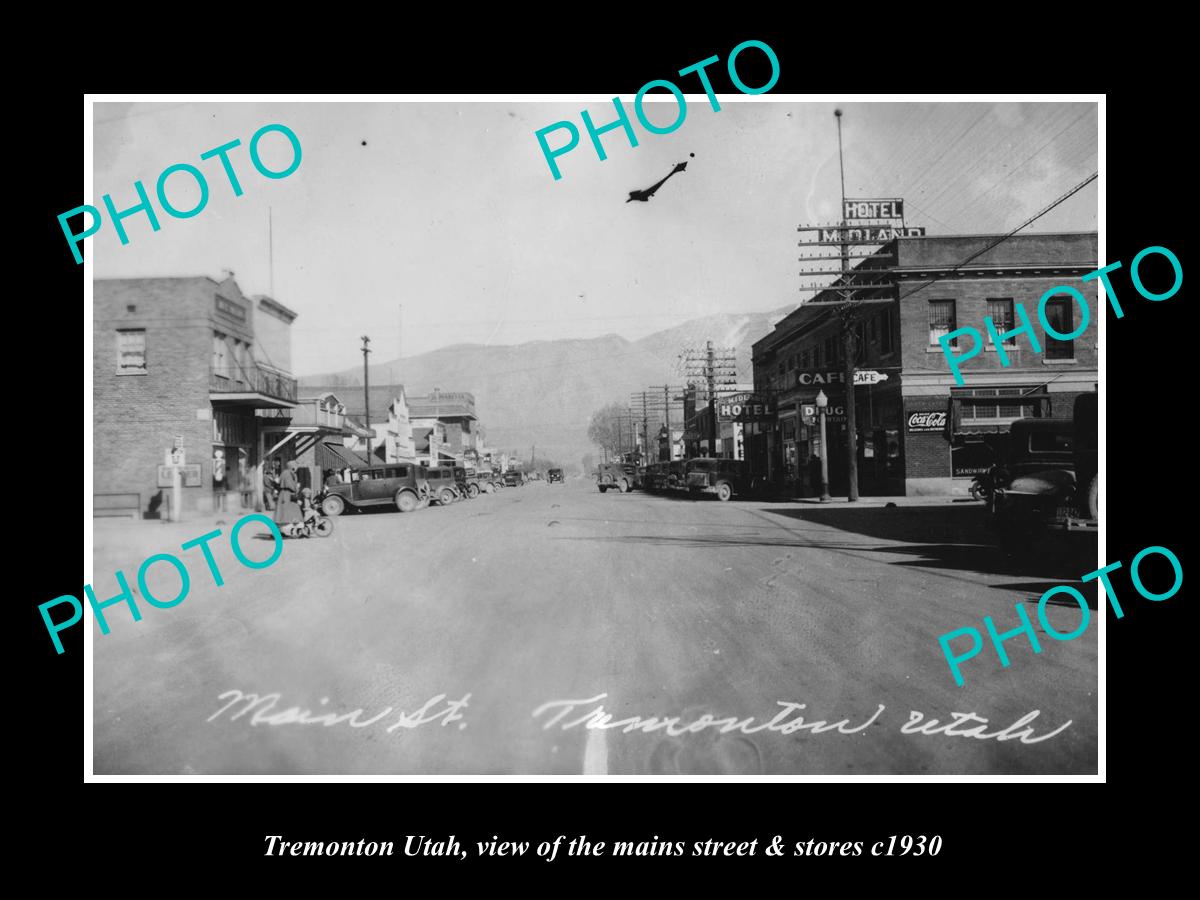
{"left": 763, "top": 505, "right": 1096, "bottom": 580}
{"left": 555, "top": 502, "right": 1097, "bottom": 583}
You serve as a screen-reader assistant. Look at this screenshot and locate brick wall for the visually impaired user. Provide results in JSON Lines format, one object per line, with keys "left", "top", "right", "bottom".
{"left": 903, "top": 395, "right": 951, "bottom": 483}
{"left": 899, "top": 265, "right": 1099, "bottom": 379}
{"left": 93, "top": 277, "right": 251, "bottom": 517}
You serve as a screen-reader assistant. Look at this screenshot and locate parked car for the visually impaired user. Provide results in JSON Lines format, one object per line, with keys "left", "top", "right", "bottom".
{"left": 547, "top": 468, "right": 564, "bottom": 484}
{"left": 665, "top": 459, "right": 687, "bottom": 491}
{"left": 423, "top": 466, "right": 462, "bottom": 505}
{"left": 684, "top": 458, "right": 754, "bottom": 501}
{"left": 320, "top": 463, "right": 430, "bottom": 515}
{"left": 641, "top": 462, "right": 668, "bottom": 492}
{"left": 464, "top": 467, "right": 496, "bottom": 495}
{"left": 990, "top": 392, "right": 1098, "bottom": 550}
{"left": 503, "top": 470, "right": 524, "bottom": 487}
{"left": 596, "top": 461, "right": 638, "bottom": 493}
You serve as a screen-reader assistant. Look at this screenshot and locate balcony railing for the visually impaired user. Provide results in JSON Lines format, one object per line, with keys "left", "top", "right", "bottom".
{"left": 288, "top": 397, "right": 346, "bottom": 429}
{"left": 210, "top": 365, "right": 298, "bottom": 403}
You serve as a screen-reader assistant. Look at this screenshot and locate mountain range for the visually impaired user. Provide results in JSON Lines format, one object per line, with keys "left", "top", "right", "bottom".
{"left": 299, "top": 305, "right": 793, "bottom": 470}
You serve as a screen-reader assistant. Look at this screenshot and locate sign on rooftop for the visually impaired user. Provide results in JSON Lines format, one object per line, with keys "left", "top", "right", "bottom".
{"left": 843, "top": 199, "right": 904, "bottom": 220}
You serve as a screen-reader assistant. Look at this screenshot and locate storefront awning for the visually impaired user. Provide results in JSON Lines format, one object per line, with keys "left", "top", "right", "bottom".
{"left": 322, "top": 441, "right": 368, "bottom": 468}
{"left": 955, "top": 425, "right": 1008, "bottom": 436}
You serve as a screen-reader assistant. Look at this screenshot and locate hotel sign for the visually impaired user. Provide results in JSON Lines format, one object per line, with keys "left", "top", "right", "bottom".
{"left": 716, "top": 393, "right": 775, "bottom": 422}
{"left": 843, "top": 199, "right": 904, "bottom": 220}
{"left": 817, "top": 225, "right": 925, "bottom": 243}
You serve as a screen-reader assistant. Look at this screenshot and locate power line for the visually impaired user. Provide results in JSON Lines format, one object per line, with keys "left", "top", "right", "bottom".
{"left": 895, "top": 171, "right": 1098, "bottom": 302}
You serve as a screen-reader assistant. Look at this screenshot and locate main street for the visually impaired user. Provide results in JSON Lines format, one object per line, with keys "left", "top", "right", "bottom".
{"left": 92, "top": 479, "right": 1098, "bottom": 775}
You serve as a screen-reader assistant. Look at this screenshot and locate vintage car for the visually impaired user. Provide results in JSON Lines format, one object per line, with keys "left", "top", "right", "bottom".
{"left": 320, "top": 463, "right": 430, "bottom": 515}
{"left": 463, "top": 468, "right": 497, "bottom": 495}
{"left": 503, "top": 470, "right": 524, "bottom": 487}
{"left": 664, "top": 459, "right": 688, "bottom": 491}
{"left": 990, "top": 393, "right": 1098, "bottom": 550}
{"left": 423, "top": 465, "right": 462, "bottom": 505}
{"left": 596, "top": 461, "right": 638, "bottom": 493}
{"left": 684, "top": 458, "right": 754, "bottom": 501}
{"left": 547, "top": 468, "right": 564, "bottom": 484}
{"left": 640, "top": 462, "right": 666, "bottom": 492}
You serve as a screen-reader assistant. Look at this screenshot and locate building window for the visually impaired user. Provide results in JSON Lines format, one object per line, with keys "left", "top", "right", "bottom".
{"left": 957, "top": 387, "right": 1040, "bottom": 421}
{"left": 212, "top": 332, "right": 228, "bottom": 375}
{"left": 1044, "top": 298, "right": 1075, "bottom": 360}
{"left": 929, "top": 300, "right": 957, "bottom": 347}
{"left": 116, "top": 329, "right": 146, "bottom": 375}
{"left": 880, "top": 307, "right": 895, "bottom": 355}
{"left": 811, "top": 344, "right": 820, "bottom": 368}
{"left": 800, "top": 347, "right": 811, "bottom": 369}
{"left": 986, "top": 299, "right": 1016, "bottom": 346}
{"left": 824, "top": 335, "right": 840, "bottom": 366}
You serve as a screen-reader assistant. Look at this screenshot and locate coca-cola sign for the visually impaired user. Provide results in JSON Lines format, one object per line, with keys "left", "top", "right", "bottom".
{"left": 907, "top": 411, "right": 947, "bottom": 433}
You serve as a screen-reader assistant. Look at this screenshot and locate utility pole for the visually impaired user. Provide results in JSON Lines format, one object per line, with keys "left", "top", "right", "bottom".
{"left": 640, "top": 393, "right": 649, "bottom": 462}
{"left": 361, "top": 335, "right": 372, "bottom": 464}
{"left": 400, "top": 304, "right": 410, "bottom": 386}
{"left": 684, "top": 342, "right": 737, "bottom": 458}
{"left": 835, "top": 109, "right": 860, "bottom": 502}
{"left": 663, "top": 386, "right": 671, "bottom": 460}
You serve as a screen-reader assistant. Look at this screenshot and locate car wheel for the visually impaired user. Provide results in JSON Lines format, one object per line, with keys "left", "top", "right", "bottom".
{"left": 716, "top": 482, "right": 733, "bottom": 502}
{"left": 468, "top": 483, "right": 480, "bottom": 498}
{"left": 1086, "top": 475, "right": 1098, "bottom": 519}
{"left": 619, "top": 478, "right": 630, "bottom": 493}
{"left": 321, "top": 494, "right": 345, "bottom": 517}
{"left": 439, "top": 487, "right": 455, "bottom": 506}
{"left": 598, "top": 485, "right": 608, "bottom": 493}
{"left": 396, "top": 490, "right": 419, "bottom": 513}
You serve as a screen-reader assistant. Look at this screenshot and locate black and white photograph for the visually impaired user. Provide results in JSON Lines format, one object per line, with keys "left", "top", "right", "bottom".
{"left": 83, "top": 95, "right": 1102, "bottom": 777}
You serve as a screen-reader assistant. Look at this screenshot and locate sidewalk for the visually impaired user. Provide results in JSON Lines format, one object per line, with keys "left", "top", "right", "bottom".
{"left": 789, "top": 495, "right": 979, "bottom": 507}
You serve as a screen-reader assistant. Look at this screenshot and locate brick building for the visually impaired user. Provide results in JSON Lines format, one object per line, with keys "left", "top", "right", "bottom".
{"left": 750, "top": 232, "right": 1098, "bottom": 496}
{"left": 93, "top": 276, "right": 298, "bottom": 518}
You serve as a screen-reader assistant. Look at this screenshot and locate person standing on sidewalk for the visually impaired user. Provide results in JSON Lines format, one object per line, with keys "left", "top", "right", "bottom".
{"left": 274, "top": 460, "right": 302, "bottom": 534}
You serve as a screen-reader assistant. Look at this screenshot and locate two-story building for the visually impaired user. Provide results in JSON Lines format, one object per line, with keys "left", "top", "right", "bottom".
{"left": 93, "top": 275, "right": 300, "bottom": 518}
{"left": 409, "top": 390, "right": 480, "bottom": 467}
{"left": 299, "top": 382, "right": 416, "bottom": 466}
{"left": 750, "top": 232, "right": 1098, "bottom": 496}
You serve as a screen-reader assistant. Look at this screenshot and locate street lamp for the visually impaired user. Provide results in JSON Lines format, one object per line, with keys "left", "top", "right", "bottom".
{"left": 816, "top": 389, "right": 832, "bottom": 502}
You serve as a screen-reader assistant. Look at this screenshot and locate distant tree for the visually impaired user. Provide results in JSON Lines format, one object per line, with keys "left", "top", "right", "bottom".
{"left": 588, "top": 402, "right": 633, "bottom": 458}
{"left": 581, "top": 453, "right": 595, "bottom": 474}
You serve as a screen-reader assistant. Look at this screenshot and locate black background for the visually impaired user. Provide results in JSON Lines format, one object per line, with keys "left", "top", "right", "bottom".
{"left": 27, "top": 23, "right": 1186, "bottom": 884}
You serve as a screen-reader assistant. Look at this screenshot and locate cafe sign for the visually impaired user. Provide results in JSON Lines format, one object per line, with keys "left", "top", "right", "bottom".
{"left": 717, "top": 393, "right": 776, "bottom": 422}
{"left": 797, "top": 370, "right": 891, "bottom": 387}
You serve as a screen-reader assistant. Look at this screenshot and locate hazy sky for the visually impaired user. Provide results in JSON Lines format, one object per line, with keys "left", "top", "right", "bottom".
{"left": 92, "top": 99, "right": 1098, "bottom": 375}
